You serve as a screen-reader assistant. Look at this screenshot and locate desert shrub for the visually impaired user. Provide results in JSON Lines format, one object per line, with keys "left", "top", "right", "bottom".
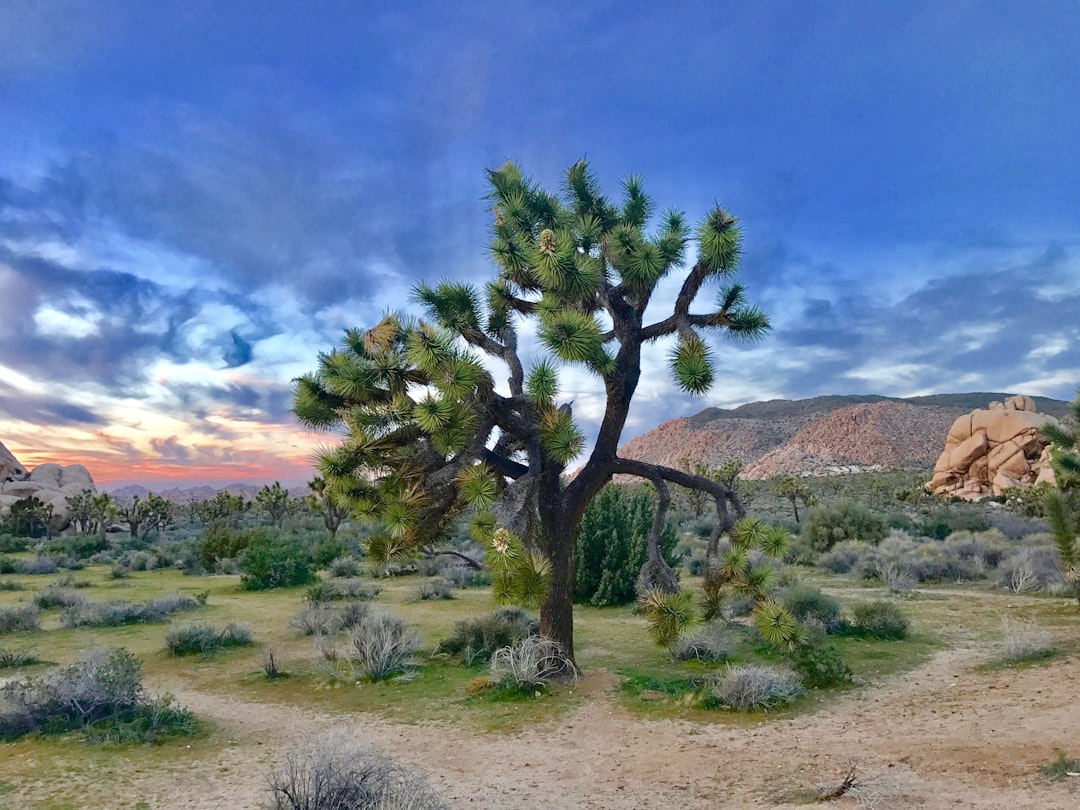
{"left": 988, "top": 509, "right": 1048, "bottom": 539}
{"left": 0, "top": 646, "right": 38, "bottom": 668}
{"left": 55, "top": 573, "right": 93, "bottom": 588}
{"left": 999, "top": 616, "right": 1055, "bottom": 662}
{"left": 109, "top": 563, "right": 131, "bottom": 580}
{"left": 0, "top": 604, "right": 40, "bottom": 633}
{"left": 44, "top": 534, "right": 110, "bottom": 559}
{"left": 197, "top": 524, "right": 254, "bottom": 569}
{"left": 327, "top": 556, "right": 361, "bottom": 578}
{"left": 727, "top": 594, "right": 754, "bottom": 618}
{"left": 238, "top": 530, "right": 314, "bottom": 591}
{"left": 903, "top": 542, "right": 983, "bottom": 583}
{"left": 336, "top": 601, "right": 372, "bottom": 631}
{"left": 850, "top": 600, "right": 909, "bottom": 639}
{"left": 312, "top": 536, "right": 347, "bottom": 570}
{"left": 166, "top": 622, "right": 253, "bottom": 656}
{"left": 816, "top": 540, "right": 873, "bottom": 574}
{"left": 670, "top": 623, "right": 735, "bottom": 662}
{"left": 18, "top": 556, "right": 59, "bottom": 576}
{"left": 127, "top": 551, "right": 153, "bottom": 571}
{"left": 33, "top": 586, "right": 87, "bottom": 610}
{"left": 0, "top": 556, "right": 16, "bottom": 574}
{"left": 412, "top": 577, "right": 454, "bottom": 601}
{"left": 290, "top": 604, "right": 340, "bottom": 636}
{"left": 943, "top": 529, "right": 1010, "bottom": 569}
{"left": 781, "top": 584, "right": 842, "bottom": 633}
{"left": 574, "top": 483, "right": 679, "bottom": 606}
{"left": 489, "top": 636, "right": 578, "bottom": 691}
{"left": 801, "top": 501, "right": 887, "bottom": 552}
{"left": 438, "top": 607, "right": 538, "bottom": 665}
{"left": 706, "top": 663, "right": 803, "bottom": 710}
{"left": 0, "top": 534, "right": 30, "bottom": 553}
{"left": 60, "top": 594, "right": 201, "bottom": 628}
{"left": 305, "top": 578, "right": 379, "bottom": 603}
{"left": 787, "top": 641, "right": 852, "bottom": 687}
{"left": 0, "top": 648, "right": 196, "bottom": 742}
{"left": 346, "top": 609, "right": 419, "bottom": 681}
{"left": 439, "top": 565, "right": 491, "bottom": 589}
{"left": 917, "top": 506, "right": 990, "bottom": 540}
{"left": 267, "top": 731, "right": 446, "bottom": 810}
{"left": 998, "top": 545, "right": 1066, "bottom": 593}
{"left": 0, "top": 579, "right": 24, "bottom": 591}
{"left": 1040, "top": 750, "right": 1080, "bottom": 781}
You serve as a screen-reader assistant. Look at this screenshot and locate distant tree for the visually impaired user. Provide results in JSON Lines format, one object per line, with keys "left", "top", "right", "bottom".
{"left": 66, "top": 491, "right": 96, "bottom": 534}
{"left": 1042, "top": 389, "right": 1080, "bottom": 602}
{"left": 143, "top": 493, "right": 175, "bottom": 535}
{"left": 197, "top": 491, "right": 248, "bottom": 528}
{"left": 3, "top": 496, "right": 54, "bottom": 539}
{"left": 294, "top": 160, "right": 795, "bottom": 664}
{"left": 306, "top": 476, "right": 351, "bottom": 540}
{"left": 256, "top": 482, "right": 290, "bottom": 528}
{"left": 90, "top": 492, "right": 117, "bottom": 538}
{"left": 771, "top": 474, "right": 814, "bottom": 523}
{"left": 678, "top": 458, "right": 744, "bottom": 518}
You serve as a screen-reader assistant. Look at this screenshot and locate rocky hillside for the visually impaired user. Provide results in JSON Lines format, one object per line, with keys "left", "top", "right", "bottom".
{"left": 618, "top": 393, "right": 1070, "bottom": 479}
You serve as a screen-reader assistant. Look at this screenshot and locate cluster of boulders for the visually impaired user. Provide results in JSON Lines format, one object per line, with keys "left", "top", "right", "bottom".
{"left": 929, "top": 395, "right": 1058, "bottom": 500}
{"left": 1, "top": 441, "right": 97, "bottom": 530}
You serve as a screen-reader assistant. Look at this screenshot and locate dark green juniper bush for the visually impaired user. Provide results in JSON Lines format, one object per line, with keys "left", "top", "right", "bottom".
{"left": 294, "top": 160, "right": 797, "bottom": 667}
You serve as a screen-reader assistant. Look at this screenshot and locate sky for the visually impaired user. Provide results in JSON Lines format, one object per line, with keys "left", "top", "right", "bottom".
{"left": 1, "top": 1, "right": 1078, "bottom": 486}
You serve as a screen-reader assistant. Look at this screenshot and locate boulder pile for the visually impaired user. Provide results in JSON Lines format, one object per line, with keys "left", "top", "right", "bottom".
{"left": 928, "top": 395, "right": 1058, "bottom": 500}
{"left": 0, "top": 441, "right": 97, "bottom": 530}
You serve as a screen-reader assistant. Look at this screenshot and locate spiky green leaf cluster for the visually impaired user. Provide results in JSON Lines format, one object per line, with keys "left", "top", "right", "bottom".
{"left": 638, "top": 588, "right": 698, "bottom": 651}
{"left": 1041, "top": 389, "right": 1080, "bottom": 599}
{"left": 484, "top": 527, "right": 552, "bottom": 608}
{"left": 670, "top": 335, "right": 714, "bottom": 395}
{"left": 539, "top": 407, "right": 585, "bottom": 464}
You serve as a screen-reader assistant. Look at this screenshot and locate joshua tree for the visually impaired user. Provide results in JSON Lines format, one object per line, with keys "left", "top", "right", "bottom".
{"left": 256, "top": 481, "right": 291, "bottom": 528}
{"left": 770, "top": 474, "right": 813, "bottom": 523}
{"left": 306, "top": 476, "right": 351, "bottom": 540}
{"left": 294, "top": 160, "right": 779, "bottom": 666}
{"left": 1042, "top": 389, "right": 1080, "bottom": 601}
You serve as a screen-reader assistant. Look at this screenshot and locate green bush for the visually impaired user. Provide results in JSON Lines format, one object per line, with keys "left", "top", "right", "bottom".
{"left": 574, "top": 484, "right": 678, "bottom": 606}
{"left": 438, "top": 607, "right": 538, "bottom": 665}
{"left": 197, "top": 524, "right": 254, "bottom": 569}
{"left": 165, "top": 622, "right": 253, "bottom": 656}
{"left": 917, "top": 507, "right": 990, "bottom": 540}
{"left": 312, "top": 536, "right": 346, "bottom": 569}
{"left": 44, "top": 534, "right": 110, "bottom": 559}
{"left": 238, "top": 530, "right": 314, "bottom": 590}
{"left": 781, "top": 584, "right": 842, "bottom": 633}
{"left": 304, "top": 578, "right": 378, "bottom": 603}
{"left": 850, "top": 600, "right": 909, "bottom": 639}
{"left": 801, "top": 501, "right": 887, "bottom": 551}
{"left": 0, "top": 534, "right": 30, "bottom": 553}
{"left": 787, "top": 641, "right": 852, "bottom": 687}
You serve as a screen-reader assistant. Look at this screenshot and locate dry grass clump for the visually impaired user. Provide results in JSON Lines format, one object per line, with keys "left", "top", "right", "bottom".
{"left": 489, "top": 636, "right": 578, "bottom": 691}
{"left": 707, "top": 663, "right": 803, "bottom": 710}
{"left": 999, "top": 616, "right": 1055, "bottom": 662}
{"left": 267, "top": 731, "right": 446, "bottom": 810}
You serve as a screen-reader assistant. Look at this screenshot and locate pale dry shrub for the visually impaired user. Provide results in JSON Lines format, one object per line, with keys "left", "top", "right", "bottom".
{"left": 1000, "top": 616, "right": 1055, "bottom": 662}
{"left": 707, "top": 663, "right": 802, "bottom": 710}
{"left": 346, "top": 609, "right": 419, "bottom": 681}
{"left": 489, "top": 636, "right": 578, "bottom": 690}
{"left": 267, "top": 730, "right": 446, "bottom": 810}
{"left": 290, "top": 604, "right": 340, "bottom": 637}
{"left": 0, "top": 604, "right": 40, "bottom": 633}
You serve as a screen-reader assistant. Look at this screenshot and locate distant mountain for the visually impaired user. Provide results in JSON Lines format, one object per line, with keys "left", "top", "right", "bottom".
{"left": 104, "top": 482, "right": 302, "bottom": 502}
{"left": 619, "top": 392, "right": 1070, "bottom": 479}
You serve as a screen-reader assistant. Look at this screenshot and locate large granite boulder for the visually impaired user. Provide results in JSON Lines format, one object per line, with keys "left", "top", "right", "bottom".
{"left": 0, "top": 443, "right": 97, "bottom": 531}
{"left": 928, "top": 396, "right": 1058, "bottom": 500}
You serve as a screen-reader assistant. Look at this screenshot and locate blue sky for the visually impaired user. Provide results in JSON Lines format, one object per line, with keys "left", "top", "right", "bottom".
{"left": 1, "top": 1, "right": 1078, "bottom": 484}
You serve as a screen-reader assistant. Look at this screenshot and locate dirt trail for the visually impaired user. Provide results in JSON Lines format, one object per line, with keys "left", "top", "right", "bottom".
{"left": 127, "top": 645, "right": 1080, "bottom": 810}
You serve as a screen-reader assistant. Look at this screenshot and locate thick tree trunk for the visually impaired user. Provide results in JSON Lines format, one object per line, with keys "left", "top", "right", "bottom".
{"left": 539, "top": 521, "right": 577, "bottom": 673}
{"left": 637, "top": 477, "right": 679, "bottom": 595}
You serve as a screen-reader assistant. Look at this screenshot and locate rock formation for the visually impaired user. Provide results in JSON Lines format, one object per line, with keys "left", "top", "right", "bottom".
{"left": 0, "top": 442, "right": 97, "bottom": 530}
{"left": 928, "top": 395, "right": 1058, "bottom": 500}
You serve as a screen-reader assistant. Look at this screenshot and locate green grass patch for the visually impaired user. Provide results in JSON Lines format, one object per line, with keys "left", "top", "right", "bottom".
{"left": 1041, "top": 749, "right": 1080, "bottom": 781}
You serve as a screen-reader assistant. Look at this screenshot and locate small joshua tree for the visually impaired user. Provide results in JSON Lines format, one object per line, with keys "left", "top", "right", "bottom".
{"left": 1042, "top": 388, "right": 1080, "bottom": 602}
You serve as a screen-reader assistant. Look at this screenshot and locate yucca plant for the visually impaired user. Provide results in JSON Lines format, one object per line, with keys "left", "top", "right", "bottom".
{"left": 701, "top": 517, "right": 800, "bottom": 649}
{"left": 1042, "top": 389, "right": 1080, "bottom": 602}
{"left": 294, "top": 160, "right": 770, "bottom": 667}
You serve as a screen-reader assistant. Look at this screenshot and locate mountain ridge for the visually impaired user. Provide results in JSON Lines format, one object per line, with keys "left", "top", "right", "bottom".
{"left": 620, "top": 392, "right": 1070, "bottom": 479}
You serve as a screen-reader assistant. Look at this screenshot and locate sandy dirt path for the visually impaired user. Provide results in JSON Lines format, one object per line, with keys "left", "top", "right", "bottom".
{"left": 112, "top": 644, "right": 1080, "bottom": 810}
